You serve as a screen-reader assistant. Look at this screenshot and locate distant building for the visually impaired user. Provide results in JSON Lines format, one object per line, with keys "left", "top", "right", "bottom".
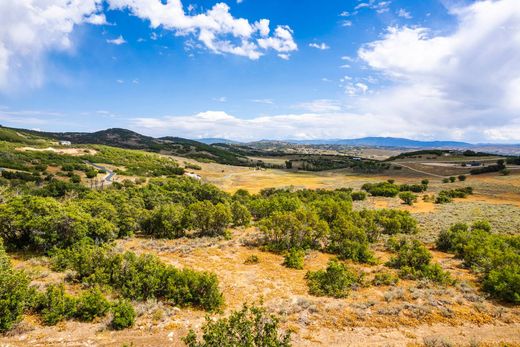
{"left": 59, "top": 140, "right": 72, "bottom": 146}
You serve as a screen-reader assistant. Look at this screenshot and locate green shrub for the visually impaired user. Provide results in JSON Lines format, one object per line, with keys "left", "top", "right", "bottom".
{"left": 362, "top": 182, "right": 400, "bottom": 197}
{"left": 399, "top": 191, "right": 417, "bottom": 205}
{"left": 111, "top": 300, "right": 136, "bottom": 330}
{"left": 442, "top": 178, "right": 450, "bottom": 183}
{"left": 305, "top": 259, "right": 359, "bottom": 298}
{"left": 260, "top": 208, "right": 329, "bottom": 251}
{"left": 372, "top": 271, "right": 399, "bottom": 286}
{"left": 244, "top": 255, "right": 260, "bottom": 265}
{"left": 449, "top": 176, "right": 456, "bottom": 183}
{"left": 283, "top": 248, "right": 305, "bottom": 269}
{"left": 501, "top": 169, "right": 511, "bottom": 176}
{"left": 327, "top": 216, "right": 375, "bottom": 263}
{"left": 351, "top": 191, "right": 367, "bottom": 201}
{"left": 183, "top": 304, "right": 291, "bottom": 347}
{"left": 0, "top": 240, "right": 32, "bottom": 332}
{"left": 387, "top": 239, "right": 452, "bottom": 285}
{"left": 36, "top": 284, "right": 77, "bottom": 325}
{"left": 231, "top": 201, "right": 252, "bottom": 227}
{"left": 186, "top": 201, "right": 232, "bottom": 236}
{"left": 458, "top": 175, "right": 466, "bottom": 181}
{"left": 142, "top": 204, "right": 187, "bottom": 239}
{"left": 74, "top": 286, "right": 110, "bottom": 322}
{"left": 52, "top": 245, "right": 224, "bottom": 311}
{"left": 436, "top": 222, "right": 520, "bottom": 302}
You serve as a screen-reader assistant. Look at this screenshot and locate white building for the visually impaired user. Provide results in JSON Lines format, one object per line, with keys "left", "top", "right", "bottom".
{"left": 59, "top": 140, "right": 72, "bottom": 146}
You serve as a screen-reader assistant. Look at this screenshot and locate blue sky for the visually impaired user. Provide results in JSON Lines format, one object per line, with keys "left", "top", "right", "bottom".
{"left": 1, "top": 0, "right": 520, "bottom": 142}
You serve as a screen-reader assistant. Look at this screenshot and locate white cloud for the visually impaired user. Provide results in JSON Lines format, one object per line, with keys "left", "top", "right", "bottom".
{"left": 0, "top": 0, "right": 297, "bottom": 91}
{"left": 107, "top": 35, "right": 127, "bottom": 45}
{"left": 356, "top": 0, "right": 520, "bottom": 141}
{"left": 309, "top": 42, "right": 330, "bottom": 50}
{"left": 109, "top": 1, "right": 297, "bottom": 60}
{"left": 213, "top": 96, "right": 227, "bottom": 102}
{"left": 132, "top": 110, "right": 412, "bottom": 141}
{"left": 294, "top": 99, "right": 341, "bottom": 113}
{"left": 341, "top": 20, "right": 353, "bottom": 27}
{"left": 355, "top": 1, "right": 391, "bottom": 14}
{"left": 397, "top": 8, "right": 412, "bottom": 19}
{"left": 251, "top": 99, "right": 274, "bottom": 104}
{"left": 0, "top": 0, "right": 103, "bottom": 91}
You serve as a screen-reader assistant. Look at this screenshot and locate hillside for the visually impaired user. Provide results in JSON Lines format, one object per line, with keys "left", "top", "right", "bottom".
{"left": 0, "top": 126, "right": 249, "bottom": 165}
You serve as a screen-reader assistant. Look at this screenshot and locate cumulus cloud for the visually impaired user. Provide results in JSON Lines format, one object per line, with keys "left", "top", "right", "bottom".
{"left": 132, "top": 110, "right": 411, "bottom": 141}
{"left": 108, "top": 1, "right": 297, "bottom": 60}
{"left": 0, "top": 0, "right": 297, "bottom": 91}
{"left": 356, "top": 0, "right": 520, "bottom": 141}
{"left": 0, "top": 0, "right": 103, "bottom": 90}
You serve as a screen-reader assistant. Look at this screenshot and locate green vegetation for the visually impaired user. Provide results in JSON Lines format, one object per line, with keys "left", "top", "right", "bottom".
{"left": 111, "top": 300, "right": 136, "bottom": 330}
{"left": 386, "top": 239, "right": 453, "bottom": 285}
{"left": 0, "top": 240, "right": 31, "bottom": 332}
{"left": 362, "top": 181, "right": 427, "bottom": 198}
{"left": 283, "top": 248, "right": 305, "bottom": 269}
{"left": 435, "top": 187, "right": 473, "bottom": 204}
{"left": 372, "top": 271, "right": 399, "bottom": 286}
{"left": 52, "top": 244, "right": 223, "bottom": 311}
{"left": 470, "top": 160, "right": 506, "bottom": 175}
{"left": 244, "top": 255, "right": 260, "bottom": 265}
{"left": 399, "top": 191, "right": 417, "bottom": 205}
{"left": 74, "top": 286, "right": 111, "bottom": 322}
{"left": 183, "top": 304, "right": 291, "bottom": 347}
{"left": 306, "top": 259, "right": 360, "bottom": 298}
{"left": 437, "top": 222, "right": 520, "bottom": 303}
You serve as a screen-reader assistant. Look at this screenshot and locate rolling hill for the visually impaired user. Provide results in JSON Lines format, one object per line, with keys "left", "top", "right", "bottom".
{"left": 0, "top": 126, "right": 249, "bottom": 165}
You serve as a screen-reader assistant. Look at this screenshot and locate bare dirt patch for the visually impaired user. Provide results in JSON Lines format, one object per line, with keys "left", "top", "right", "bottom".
{"left": 17, "top": 147, "right": 98, "bottom": 156}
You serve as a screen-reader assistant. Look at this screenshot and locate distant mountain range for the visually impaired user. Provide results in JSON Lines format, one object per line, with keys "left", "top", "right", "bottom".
{"left": 283, "top": 137, "right": 473, "bottom": 147}
{"left": 2, "top": 125, "right": 519, "bottom": 158}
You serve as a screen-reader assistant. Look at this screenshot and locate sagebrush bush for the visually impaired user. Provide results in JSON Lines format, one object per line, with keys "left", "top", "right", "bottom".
{"left": 183, "top": 304, "right": 291, "bottom": 347}
{"left": 111, "top": 299, "right": 136, "bottom": 330}
{"left": 305, "top": 259, "right": 359, "bottom": 298}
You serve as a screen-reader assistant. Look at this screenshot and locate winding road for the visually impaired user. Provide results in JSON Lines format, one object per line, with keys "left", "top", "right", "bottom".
{"left": 84, "top": 161, "right": 116, "bottom": 185}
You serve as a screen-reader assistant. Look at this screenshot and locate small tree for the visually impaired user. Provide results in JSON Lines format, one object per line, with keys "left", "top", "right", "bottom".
{"left": 449, "top": 176, "right": 456, "bottom": 183}
{"left": 421, "top": 179, "right": 429, "bottom": 186}
{"left": 442, "top": 178, "right": 450, "bottom": 183}
{"left": 398, "top": 192, "right": 417, "bottom": 206}
{"left": 458, "top": 175, "right": 466, "bottom": 181}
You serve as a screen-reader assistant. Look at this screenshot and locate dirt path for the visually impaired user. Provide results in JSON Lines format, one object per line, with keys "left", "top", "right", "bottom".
{"left": 397, "top": 162, "right": 447, "bottom": 178}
